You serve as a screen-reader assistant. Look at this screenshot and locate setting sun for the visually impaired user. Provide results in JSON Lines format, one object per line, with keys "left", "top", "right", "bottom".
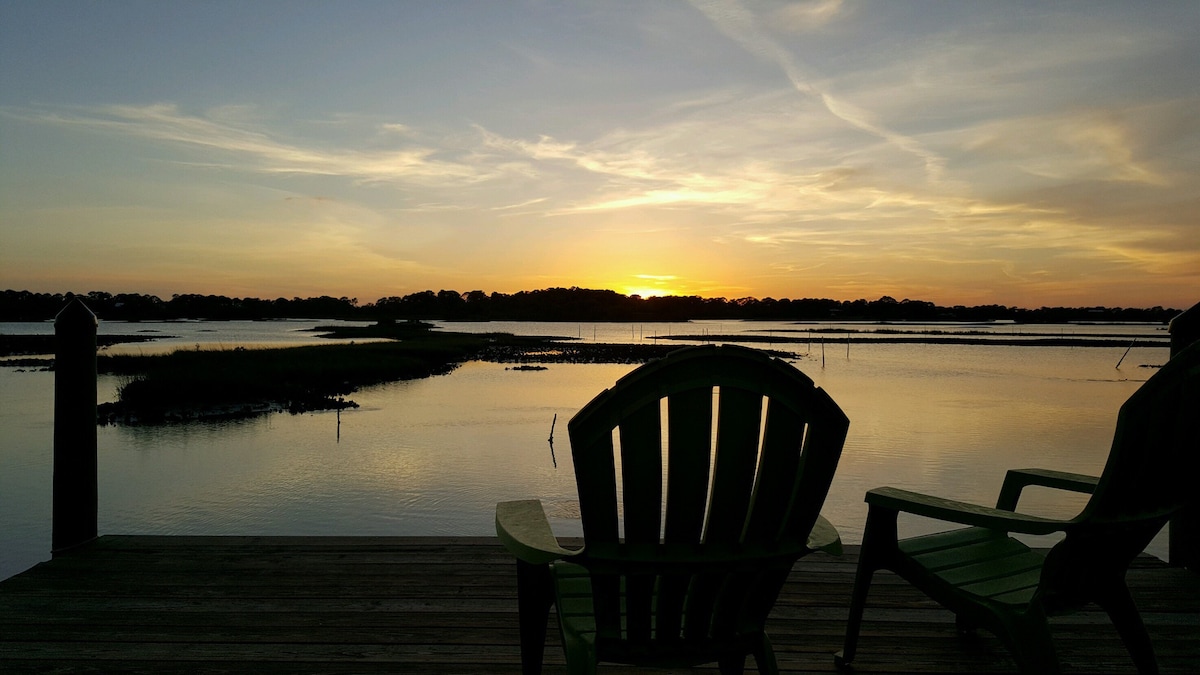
{"left": 625, "top": 287, "right": 675, "bottom": 299}
{"left": 621, "top": 274, "right": 681, "bottom": 298}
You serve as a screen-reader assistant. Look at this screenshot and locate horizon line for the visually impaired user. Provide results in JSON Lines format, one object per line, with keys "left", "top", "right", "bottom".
{"left": 1, "top": 287, "right": 1188, "bottom": 314}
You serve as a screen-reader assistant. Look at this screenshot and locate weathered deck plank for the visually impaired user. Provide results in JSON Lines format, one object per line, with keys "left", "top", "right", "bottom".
{"left": 1, "top": 536, "right": 1196, "bottom": 673}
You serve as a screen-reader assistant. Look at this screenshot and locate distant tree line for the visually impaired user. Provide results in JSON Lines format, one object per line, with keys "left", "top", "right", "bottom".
{"left": 0, "top": 288, "right": 1182, "bottom": 324}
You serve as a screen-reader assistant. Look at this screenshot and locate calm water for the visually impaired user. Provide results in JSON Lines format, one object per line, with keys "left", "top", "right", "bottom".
{"left": 0, "top": 320, "right": 1170, "bottom": 580}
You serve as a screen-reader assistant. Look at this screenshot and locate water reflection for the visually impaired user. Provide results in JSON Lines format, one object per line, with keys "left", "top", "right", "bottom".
{"left": 103, "top": 349, "right": 1151, "bottom": 544}
{"left": 0, "top": 325, "right": 1172, "bottom": 581}
{"left": 808, "top": 344, "right": 1150, "bottom": 551}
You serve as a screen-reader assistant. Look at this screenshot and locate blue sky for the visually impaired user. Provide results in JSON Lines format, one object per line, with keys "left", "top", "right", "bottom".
{"left": 2, "top": 1, "right": 1198, "bottom": 307}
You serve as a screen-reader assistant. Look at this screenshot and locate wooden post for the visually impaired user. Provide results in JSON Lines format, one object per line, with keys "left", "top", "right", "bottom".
{"left": 53, "top": 297, "right": 98, "bottom": 554}
{"left": 1168, "top": 300, "right": 1200, "bottom": 570}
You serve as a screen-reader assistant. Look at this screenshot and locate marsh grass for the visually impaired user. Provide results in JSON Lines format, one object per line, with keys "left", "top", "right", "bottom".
{"left": 91, "top": 325, "right": 696, "bottom": 425}
{"left": 97, "top": 333, "right": 490, "bottom": 424}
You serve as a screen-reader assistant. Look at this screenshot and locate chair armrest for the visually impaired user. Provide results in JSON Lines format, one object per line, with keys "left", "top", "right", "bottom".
{"left": 807, "top": 514, "right": 842, "bottom": 555}
{"left": 495, "top": 499, "right": 582, "bottom": 565}
{"left": 995, "top": 468, "right": 1099, "bottom": 511}
{"left": 866, "top": 487, "right": 1072, "bottom": 536}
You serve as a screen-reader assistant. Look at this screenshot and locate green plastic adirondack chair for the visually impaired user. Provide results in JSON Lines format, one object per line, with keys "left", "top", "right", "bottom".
{"left": 496, "top": 344, "right": 850, "bottom": 675}
{"left": 836, "top": 341, "right": 1200, "bottom": 675}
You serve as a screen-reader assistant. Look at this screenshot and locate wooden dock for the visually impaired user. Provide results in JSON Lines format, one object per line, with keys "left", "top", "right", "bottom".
{"left": 1, "top": 537, "right": 1197, "bottom": 674}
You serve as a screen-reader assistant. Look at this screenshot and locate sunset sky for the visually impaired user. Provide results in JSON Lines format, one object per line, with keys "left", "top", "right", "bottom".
{"left": 2, "top": 1, "right": 1198, "bottom": 308}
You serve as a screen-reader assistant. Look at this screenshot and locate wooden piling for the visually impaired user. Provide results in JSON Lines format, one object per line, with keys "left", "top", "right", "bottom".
{"left": 52, "top": 297, "right": 98, "bottom": 554}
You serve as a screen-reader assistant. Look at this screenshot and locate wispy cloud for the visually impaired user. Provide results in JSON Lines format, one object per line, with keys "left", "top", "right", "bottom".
{"left": 687, "top": 0, "right": 946, "bottom": 183}
{"left": 5, "top": 103, "right": 496, "bottom": 185}
{"left": 478, "top": 110, "right": 1050, "bottom": 241}
{"left": 959, "top": 111, "right": 1168, "bottom": 185}
{"left": 772, "top": 0, "right": 845, "bottom": 33}
{"left": 491, "top": 197, "right": 548, "bottom": 211}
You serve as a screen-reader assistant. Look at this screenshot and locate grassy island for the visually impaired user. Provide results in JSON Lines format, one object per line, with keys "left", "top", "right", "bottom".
{"left": 94, "top": 324, "right": 685, "bottom": 425}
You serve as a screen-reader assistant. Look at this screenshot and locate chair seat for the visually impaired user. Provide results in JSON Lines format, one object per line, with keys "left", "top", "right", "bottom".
{"left": 838, "top": 340, "right": 1200, "bottom": 674}
{"left": 553, "top": 562, "right": 598, "bottom": 646}
{"left": 897, "top": 527, "right": 1046, "bottom": 607}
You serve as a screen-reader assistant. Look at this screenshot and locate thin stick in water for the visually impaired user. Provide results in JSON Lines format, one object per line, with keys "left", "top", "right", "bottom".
{"left": 548, "top": 413, "right": 558, "bottom": 469}
{"left": 1116, "top": 339, "right": 1137, "bottom": 369}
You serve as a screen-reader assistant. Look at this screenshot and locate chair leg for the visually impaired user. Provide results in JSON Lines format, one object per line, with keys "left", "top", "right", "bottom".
{"left": 1001, "top": 607, "right": 1060, "bottom": 675}
{"left": 1096, "top": 581, "right": 1160, "bottom": 675}
{"left": 834, "top": 565, "right": 875, "bottom": 669}
{"left": 752, "top": 632, "right": 780, "bottom": 675}
{"left": 835, "top": 507, "right": 898, "bottom": 670}
{"left": 516, "top": 559, "right": 554, "bottom": 675}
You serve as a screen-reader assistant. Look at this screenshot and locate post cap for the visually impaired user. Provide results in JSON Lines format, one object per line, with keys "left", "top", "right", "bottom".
{"left": 54, "top": 297, "right": 98, "bottom": 329}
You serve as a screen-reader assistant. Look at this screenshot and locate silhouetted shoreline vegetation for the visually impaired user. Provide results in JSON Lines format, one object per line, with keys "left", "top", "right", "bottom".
{"left": 2, "top": 288, "right": 1178, "bottom": 425}
{"left": 92, "top": 327, "right": 687, "bottom": 425}
{"left": 658, "top": 333, "right": 1165, "bottom": 348}
{"left": 1, "top": 288, "right": 1180, "bottom": 324}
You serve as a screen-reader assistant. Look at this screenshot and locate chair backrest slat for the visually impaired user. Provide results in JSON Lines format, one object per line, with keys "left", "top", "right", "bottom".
{"left": 620, "top": 402, "right": 664, "bottom": 544}
{"left": 573, "top": 433, "right": 620, "bottom": 544}
{"left": 744, "top": 400, "right": 807, "bottom": 544}
{"left": 705, "top": 386, "right": 764, "bottom": 544}
{"left": 664, "top": 388, "right": 713, "bottom": 544}
{"left": 785, "top": 393, "right": 849, "bottom": 542}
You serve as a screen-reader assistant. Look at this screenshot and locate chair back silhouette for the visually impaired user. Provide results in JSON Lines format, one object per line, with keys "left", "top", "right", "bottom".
{"left": 563, "top": 344, "right": 848, "bottom": 670}
{"left": 1086, "top": 352, "right": 1196, "bottom": 525}
{"left": 497, "top": 345, "right": 848, "bottom": 674}
{"left": 1041, "top": 342, "right": 1200, "bottom": 608}
{"left": 836, "top": 341, "right": 1200, "bottom": 674}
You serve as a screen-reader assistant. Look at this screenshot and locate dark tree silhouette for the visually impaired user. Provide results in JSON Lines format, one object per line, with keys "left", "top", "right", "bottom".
{"left": 0, "top": 288, "right": 1180, "bottom": 324}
